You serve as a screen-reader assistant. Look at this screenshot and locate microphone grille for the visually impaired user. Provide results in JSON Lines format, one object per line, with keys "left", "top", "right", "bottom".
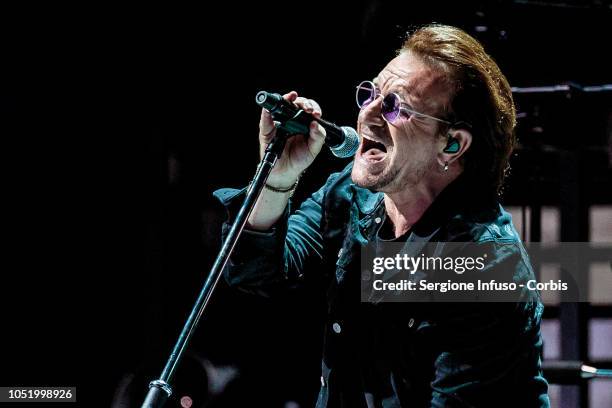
{"left": 330, "top": 127, "right": 360, "bottom": 158}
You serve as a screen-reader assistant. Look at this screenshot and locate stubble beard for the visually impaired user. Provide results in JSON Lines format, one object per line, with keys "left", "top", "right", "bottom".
{"left": 353, "top": 160, "right": 430, "bottom": 193}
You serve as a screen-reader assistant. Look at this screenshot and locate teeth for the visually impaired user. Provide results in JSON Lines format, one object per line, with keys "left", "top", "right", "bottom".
{"left": 362, "top": 135, "right": 386, "bottom": 146}
{"left": 361, "top": 135, "right": 388, "bottom": 154}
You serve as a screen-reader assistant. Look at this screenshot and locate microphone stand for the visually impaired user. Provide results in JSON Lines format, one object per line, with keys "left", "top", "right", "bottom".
{"left": 141, "top": 127, "right": 290, "bottom": 408}
{"left": 543, "top": 360, "right": 612, "bottom": 384}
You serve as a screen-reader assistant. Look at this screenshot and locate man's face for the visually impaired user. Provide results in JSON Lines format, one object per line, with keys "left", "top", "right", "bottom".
{"left": 352, "top": 52, "right": 452, "bottom": 193}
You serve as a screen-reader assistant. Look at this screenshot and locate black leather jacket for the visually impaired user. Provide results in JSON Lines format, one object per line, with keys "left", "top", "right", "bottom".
{"left": 214, "top": 163, "right": 550, "bottom": 407}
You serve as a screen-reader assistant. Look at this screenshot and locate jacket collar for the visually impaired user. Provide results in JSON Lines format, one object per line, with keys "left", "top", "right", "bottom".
{"left": 351, "top": 184, "right": 384, "bottom": 215}
{"left": 351, "top": 174, "right": 497, "bottom": 239}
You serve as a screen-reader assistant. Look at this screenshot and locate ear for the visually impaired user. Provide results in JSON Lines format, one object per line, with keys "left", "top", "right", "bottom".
{"left": 437, "top": 128, "right": 472, "bottom": 168}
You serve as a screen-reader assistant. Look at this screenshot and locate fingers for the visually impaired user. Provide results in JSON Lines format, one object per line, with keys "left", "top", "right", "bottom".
{"left": 284, "top": 91, "right": 298, "bottom": 103}
{"left": 309, "top": 121, "right": 326, "bottom": 139}
{"left": 295, "top": 97, "right": 322, "bottom": 118}
{"left": 308, "top": 120, "right": 327, "bottom": 155}
{"left": 260, "top": 92, "right": 324, "bottom": 144}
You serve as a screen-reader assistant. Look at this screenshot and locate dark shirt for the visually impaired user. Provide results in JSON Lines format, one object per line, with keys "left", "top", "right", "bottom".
{"left": 214, "top": 162, "right": 550, "bottom": 407}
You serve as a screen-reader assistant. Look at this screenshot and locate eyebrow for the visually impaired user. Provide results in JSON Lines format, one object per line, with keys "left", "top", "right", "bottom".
{"left": 375, "top": 74, "right": 414, "bottom": 96}
{"left": 398, "top": 82, "right": 427, "bottom": 111}
{"left": 373, "top": 75, "right": 425, "bottom": 112}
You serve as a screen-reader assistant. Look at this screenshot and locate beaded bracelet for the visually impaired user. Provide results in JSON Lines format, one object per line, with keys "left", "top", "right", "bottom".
{"left": 265, "top": 177, "right": 300, "bottom": 195}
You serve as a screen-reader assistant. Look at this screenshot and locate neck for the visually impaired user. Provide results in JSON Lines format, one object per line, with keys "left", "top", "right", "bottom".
{"left": 383, "top": 178, "right": 451, "bottom": 238}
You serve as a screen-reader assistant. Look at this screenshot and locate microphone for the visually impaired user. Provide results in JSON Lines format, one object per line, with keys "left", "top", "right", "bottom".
{"left": 255, "top": 91, "right": 360, "bottom": 158}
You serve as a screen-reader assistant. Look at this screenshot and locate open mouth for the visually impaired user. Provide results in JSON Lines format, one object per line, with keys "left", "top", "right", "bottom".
{"left": 360, "top": 136, "right": 388, "bottom": 162}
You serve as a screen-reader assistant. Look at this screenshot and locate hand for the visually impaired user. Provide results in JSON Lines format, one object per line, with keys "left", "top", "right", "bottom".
{"left": 258, "top": 91, "right": 326, "bottom": 188}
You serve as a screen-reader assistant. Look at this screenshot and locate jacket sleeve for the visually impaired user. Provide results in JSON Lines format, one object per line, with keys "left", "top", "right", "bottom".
{"left": 212, "top": 170, "right": 344, "bottom": 295}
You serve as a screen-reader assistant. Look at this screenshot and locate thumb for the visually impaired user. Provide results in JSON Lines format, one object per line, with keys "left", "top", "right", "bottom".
{"left": 259, "top": 108, "right": 276, "bottom": 142}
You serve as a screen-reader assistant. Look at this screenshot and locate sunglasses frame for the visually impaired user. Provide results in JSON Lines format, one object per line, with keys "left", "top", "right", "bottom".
{"left": 356, "top": 80, "right": 452, "bottom": 126}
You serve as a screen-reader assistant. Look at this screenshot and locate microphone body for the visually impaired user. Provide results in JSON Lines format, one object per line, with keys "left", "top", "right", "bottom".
{"left": 255, "top": 91, "right": 359, "bottom": 158}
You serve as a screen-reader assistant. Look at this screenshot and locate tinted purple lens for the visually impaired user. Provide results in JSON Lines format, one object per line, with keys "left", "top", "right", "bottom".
{"left": 356, "top": 81, "right": 403, "bottom": 123}
{"left": 382, "top": 93, "right": 401, "bottom": 123}
{"left": 356, "top": 81, "right": 376, "bottom": 108}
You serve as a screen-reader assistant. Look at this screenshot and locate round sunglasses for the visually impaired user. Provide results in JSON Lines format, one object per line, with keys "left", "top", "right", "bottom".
{"left": 356, "top": 80, "right": 451, "bottom": 125}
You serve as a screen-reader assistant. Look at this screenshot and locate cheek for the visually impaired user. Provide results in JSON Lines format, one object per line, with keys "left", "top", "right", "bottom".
{"left": 392, "top": 133, "right": 437, "bottom": 164}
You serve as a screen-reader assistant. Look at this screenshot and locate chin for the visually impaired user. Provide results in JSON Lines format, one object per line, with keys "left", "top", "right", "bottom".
{"left": 351, "top": 166, "right": 375, "bottom": 189}
{"left": 351, "top": 161, "right": 397, "bottom": 192}
{"left": 352, "top": 130, "right": 395, "bottom": 190}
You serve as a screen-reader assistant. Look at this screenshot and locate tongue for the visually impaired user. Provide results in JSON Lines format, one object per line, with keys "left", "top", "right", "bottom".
{"left": 364, "top": 148, "right": 386, "bottom": 160}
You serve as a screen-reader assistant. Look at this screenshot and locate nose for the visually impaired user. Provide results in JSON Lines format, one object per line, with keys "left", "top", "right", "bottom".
{"left": 358, "top": 95, "right": 386, "bottom": 128}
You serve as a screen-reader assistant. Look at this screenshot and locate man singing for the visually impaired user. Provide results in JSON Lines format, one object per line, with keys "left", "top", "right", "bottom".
{"left": 215, "top": 24, "right": 550, "bottom": 407}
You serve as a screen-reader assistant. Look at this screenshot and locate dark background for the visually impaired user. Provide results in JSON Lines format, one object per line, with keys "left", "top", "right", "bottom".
{"left": 1, "top": 1, "right": 611, "bottom": 407}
